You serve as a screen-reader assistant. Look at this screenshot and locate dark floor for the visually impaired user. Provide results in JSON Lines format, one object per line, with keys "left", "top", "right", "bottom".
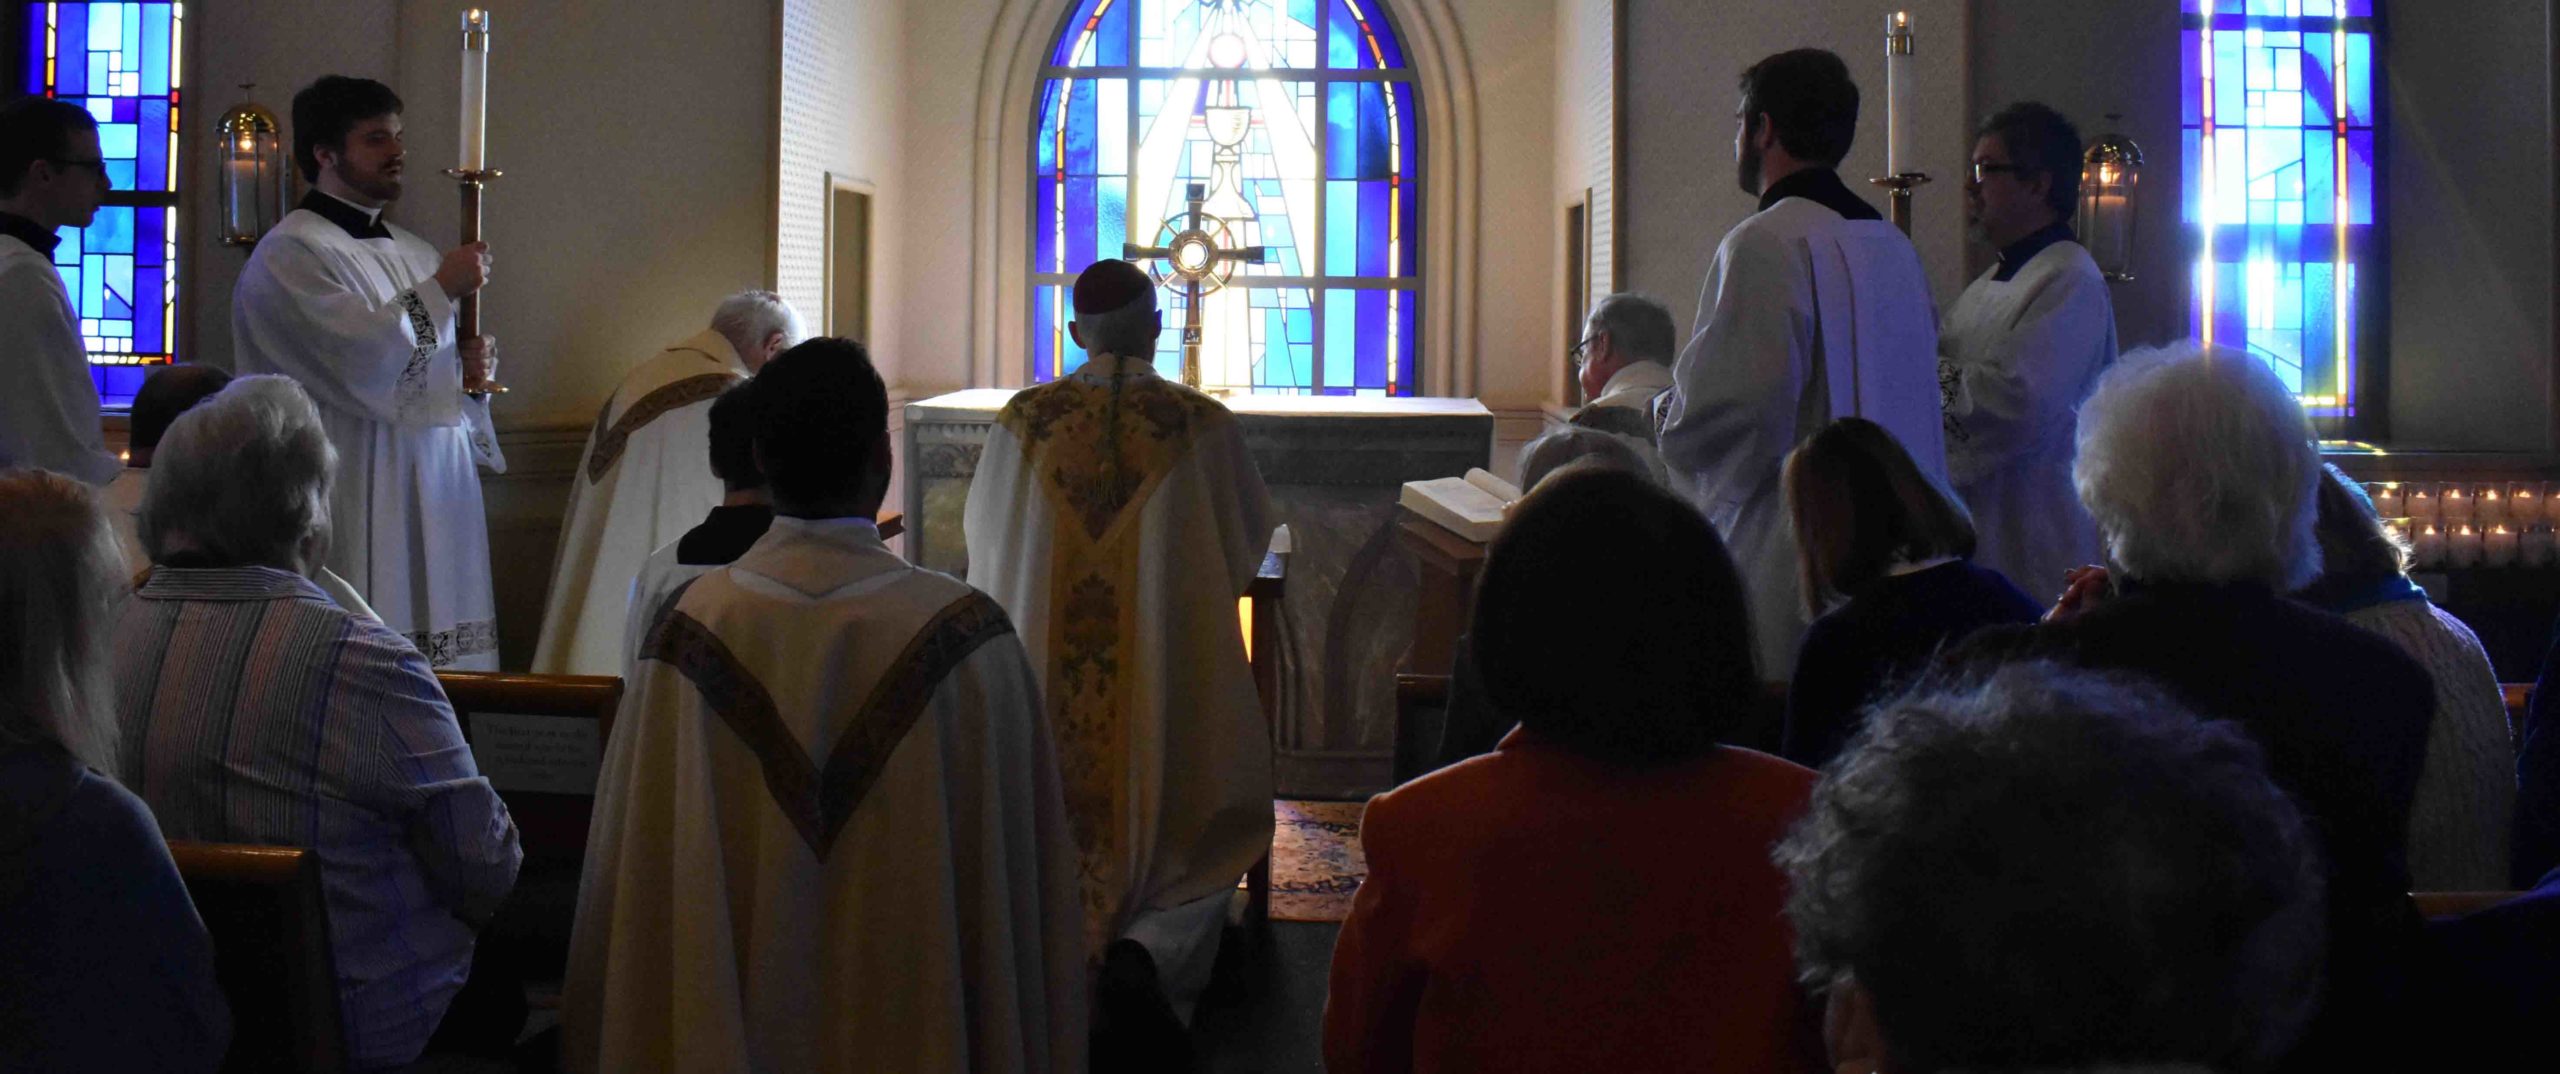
{"left": 1193, "top": 921, "right": 1341, "bottom": 1073}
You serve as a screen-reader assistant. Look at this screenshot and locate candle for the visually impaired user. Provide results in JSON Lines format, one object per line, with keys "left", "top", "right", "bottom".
{"left": 1885, "top": 12, "right": 1914, "bottom": 177}
{"left": 459, "top": 9, "right": 491, "bottom": 172}
{"left": 2406, "top": 486, "right": 2439, "bottom": 523}
{"left": 2449, "top": 524, "right": 2483, "bottom": 569}
{"left": 2440, "top": 485, "right": 2474, "bottom": 525}
{"left": 2524, "top": 526, "right": 2554, "bottom": 569}
{"left": 2478, "top": 487, "right": 2510, "bottom": 526}
{"left": 2510, "top": 483, "right": 2540, "bottom": 525}
{"left": 2486, "top": 524, "right": 2519, "bottom": 568}
{"left": 225, "top": 155, "right": 258, "bottom": 240}
{"left": 2412, "top": 524, "right": 2445, "bottom": 570}
{"left": 2369, "top": 482, "right": 2403, "bottom": 518}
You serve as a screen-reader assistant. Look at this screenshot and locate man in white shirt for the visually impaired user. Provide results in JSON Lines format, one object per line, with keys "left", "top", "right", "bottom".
{"left": 233, "top": 76, "right": 504, "bottom": 668}
{"left": 1940, "top": 102, "right": 2118, "bottom": 602}
{"left": 1659, "top": 49, "right": 1948, "bottom": 679}
{"left": 0, "top": 96, "right": 120, "bottom": 485}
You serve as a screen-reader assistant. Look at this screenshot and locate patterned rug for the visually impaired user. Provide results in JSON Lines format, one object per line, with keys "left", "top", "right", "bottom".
{"left": 1263, "top": 799, "right": 1368, "bottom": 923}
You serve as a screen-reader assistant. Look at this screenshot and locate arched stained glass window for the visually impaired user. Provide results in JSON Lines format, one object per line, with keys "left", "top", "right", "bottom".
{"left": 1033, "top": 0, "right": 1421, "bottom": 396}
{"left": 2182, "top": 0, "right": 2379, "bottom": 422}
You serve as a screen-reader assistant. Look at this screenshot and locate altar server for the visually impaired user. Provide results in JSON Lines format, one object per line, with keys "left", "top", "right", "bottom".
{"left": 233, "top": 76, "right": 503, "bottom": 668}
{"left": 966, "top": 259, "right": 1275, "bottom": 1037}
{"left": 1940, "top": 102, "right": 2117, "bottom": 602}
{"left": 534, "top": 290, "right": 800, "bottom": 675}
{"left": 566, "top": 339, "right": 1084, "bottom": 1074}
{"left": 0, "top": 96, "right": 120, "bottom": 485}
{"left": 1660, "top": 49, "right": 1947, "bottom": 679}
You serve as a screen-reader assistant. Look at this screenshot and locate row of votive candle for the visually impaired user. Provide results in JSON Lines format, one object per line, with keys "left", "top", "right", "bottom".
{"left": 2391, "top": 519, "right": 2555, "bottom": 570}
{"left": 2370, "top": 481, "right": 2560, "bottom": 527}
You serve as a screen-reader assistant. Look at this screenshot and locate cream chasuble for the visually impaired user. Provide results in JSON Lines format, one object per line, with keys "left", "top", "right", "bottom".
{"left": 533, "top": 330, "right": 746, "bottom": 674}
{"left": 1939, "top": 239, "right": 2117, "bottom": 602}
{"left": 964, "top": 354, "right": 1274, "bottom": 1017}
{"left": 232, "top": 201, "right": 504, "bottom": 668}
{"left": 1661, "top": 196, "right": 1947, "bottom": 679}
{"left": 565, "top": 517, "right": 1085, "bottom": 1074}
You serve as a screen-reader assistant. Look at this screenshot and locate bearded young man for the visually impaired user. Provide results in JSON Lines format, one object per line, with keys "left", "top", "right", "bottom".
{"left": 232, "top": 75, "right": 506, "bottom": 668}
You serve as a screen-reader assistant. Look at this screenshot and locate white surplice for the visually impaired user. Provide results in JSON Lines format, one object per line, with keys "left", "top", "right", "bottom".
{"left": 232, "top": 201, "right": 504, "bottom": 668}
{"left": 964, "top": 354, "right": 1274, "bottom": 1019}
{"left": 0, "top": 232, "right": 120, "bottom": 485}
{"left": 101, "top": 467, "right": 378, "bottom": 620}
{"left": 532, "top": 330, "right": 745, "bottom": 674}
{"left": 1939, "top": 239, "right": 2118, "bottom": 603}
{"left": 1660, "top": 196, "right": 1948, "bottom": 679}
{"left": 565, "top": 517, "right": 1085, "bottom": 1074}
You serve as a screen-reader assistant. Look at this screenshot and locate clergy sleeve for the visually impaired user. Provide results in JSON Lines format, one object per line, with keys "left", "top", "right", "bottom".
{"left": 0, "top": 259, "right": 121, "bottom": 484}
{"left": 1197, "top": 416, "right": 1275, "bottom": 594}
{"left": 233, "top": 233, "right": 459, "bottom": 428}
{"left": 1658, "top": 229, "right": 1812, "bottom": 528}
{"left": 344, "top": 629, "right": 522, "bottom": 923}
{"left": 1943, "top": 267, "right": 2116, "bottom": 486}
{"left": 1322, "top": 792, "right": 1426, "bottom": 1074}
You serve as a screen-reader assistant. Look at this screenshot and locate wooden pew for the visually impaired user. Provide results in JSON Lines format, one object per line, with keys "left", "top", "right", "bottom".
{"left": 167, "top": 841, "right": 346, "bottom": 1074}
{"left": 437, "top": 671, "right": 624, "bottom": 980}
{"left": 2414, "top": 890, "right": 2527, "bottom": 919}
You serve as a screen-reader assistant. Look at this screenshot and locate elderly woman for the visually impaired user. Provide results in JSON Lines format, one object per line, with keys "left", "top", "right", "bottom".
{"left": 0, "top": 469, "right": 228, "bottom": 1071}
{"left": 1780, "top": 662, "right": 2326, "bottom": 1074}
{"left": 1327, "top": 468, "right": 1825, "bottom": 1074}
{"left": 1781, "top": 418, "right": 2039, "bottom": 769}
{"left": 2297, "top": 466, "right": 2514, "bottom": 891}
{"left": 111, "top": 376, "right": 521, "bottom": 1072}
{"left": 1956, "top": 343, "right": 2431, "bottom": 1068}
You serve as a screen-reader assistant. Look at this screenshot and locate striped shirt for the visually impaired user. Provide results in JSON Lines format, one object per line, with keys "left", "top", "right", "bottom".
{"left": 112, "top": 566, "right": 521, "bottom": 1070}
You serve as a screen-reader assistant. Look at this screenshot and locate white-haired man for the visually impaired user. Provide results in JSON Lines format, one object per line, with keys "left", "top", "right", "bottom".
{"left": 533, "top": 290, "right": 802, "bottom": 674}
{"left": 965, "top": 258, "right": 1274, "bottom": 1061}
{"left": 111, "top": 375, "right": 522, "bottom": 1071}
{"left": 1952, "top": 343, "right": 2433, "bottom": 1070}
{"left": 1564, "top": 293, "right": 1676, "bottom": 483}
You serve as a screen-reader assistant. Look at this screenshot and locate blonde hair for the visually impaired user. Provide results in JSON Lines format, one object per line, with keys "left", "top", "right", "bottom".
{"left": 0, "top": 469, "right": 125, "bottom": 770}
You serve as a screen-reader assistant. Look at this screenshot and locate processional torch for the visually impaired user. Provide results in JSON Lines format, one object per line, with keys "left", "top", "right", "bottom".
{"left": 447, "top": 8, "right": 505, "bottom": 395}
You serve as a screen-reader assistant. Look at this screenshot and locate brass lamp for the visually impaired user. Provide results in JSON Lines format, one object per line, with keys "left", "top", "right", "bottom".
{"left": 216, "top": 88, "right": 289, "bottom": 247}
{"left": 2076, "top": 115, "right": 2143, "bottom": 282}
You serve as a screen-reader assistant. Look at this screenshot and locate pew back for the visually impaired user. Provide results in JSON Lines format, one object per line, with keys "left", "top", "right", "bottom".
{"left": 167, "top": 840, "right": 346, "bottom": 1074}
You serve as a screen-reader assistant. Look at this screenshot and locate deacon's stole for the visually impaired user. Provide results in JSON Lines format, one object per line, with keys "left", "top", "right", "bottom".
{"left": 995, "top": 369, "right": 1229, "bottom": 952}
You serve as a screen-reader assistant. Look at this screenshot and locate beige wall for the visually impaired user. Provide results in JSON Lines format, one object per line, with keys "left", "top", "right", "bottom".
{"left": 1549, "top": 0, "right": 1617, "bottom": 410}
{"left": 1623, "top": 0, "right": 1973, "bottom": 345}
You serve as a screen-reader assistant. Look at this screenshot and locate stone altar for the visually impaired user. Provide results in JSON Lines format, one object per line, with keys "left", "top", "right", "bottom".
{"left": 904, "top": 390, "right": 1493, "bottom": 797}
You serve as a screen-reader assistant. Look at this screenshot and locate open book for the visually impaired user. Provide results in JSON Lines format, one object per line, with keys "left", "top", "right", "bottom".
{"left": 1399, "top": 468, "right": 1524, "bottom": 543}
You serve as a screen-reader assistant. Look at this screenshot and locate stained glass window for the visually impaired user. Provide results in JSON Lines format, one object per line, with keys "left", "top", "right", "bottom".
{"left": 2182, "top": 0, "right": 2379, "bottom": 422}
{"left": 20, "top": 1, "right": 183, "bottom": 409}
{"left": 1034, "top": 0, "right": 1421, "bottom": 396}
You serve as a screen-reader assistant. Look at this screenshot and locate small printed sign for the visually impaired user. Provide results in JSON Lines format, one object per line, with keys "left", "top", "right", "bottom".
{"left": 469, "top": 713, "right": 601, "bottom": 796}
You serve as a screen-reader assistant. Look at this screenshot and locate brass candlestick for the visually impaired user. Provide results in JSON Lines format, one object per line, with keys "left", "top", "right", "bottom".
{"left": 443, "top": 167, "right": 505, "bottom": 396}
{"left": 1869, "top": 173, "right": 1932, "bottom": 237}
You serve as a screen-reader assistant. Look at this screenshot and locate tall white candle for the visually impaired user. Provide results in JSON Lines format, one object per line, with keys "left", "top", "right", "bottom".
{"left": 459, "top": 9, "right": 491, "bottom": 172}
{"left": 1885, "top": 12, "right": 1914, "bottom": 177}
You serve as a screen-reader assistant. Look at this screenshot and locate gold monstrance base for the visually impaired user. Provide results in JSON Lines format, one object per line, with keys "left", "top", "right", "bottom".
{"left": 445, "top": 167, "right": 506, "bottom": 396}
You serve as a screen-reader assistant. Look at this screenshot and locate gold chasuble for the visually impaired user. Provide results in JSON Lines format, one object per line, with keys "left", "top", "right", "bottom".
{"left": 967, "top": 353, "right": 1275, "bottom": 1015}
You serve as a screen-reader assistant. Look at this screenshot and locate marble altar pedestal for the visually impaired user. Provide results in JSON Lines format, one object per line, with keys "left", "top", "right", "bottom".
{"left": 904, "top": 390, "right": 1492, "bottom": 798}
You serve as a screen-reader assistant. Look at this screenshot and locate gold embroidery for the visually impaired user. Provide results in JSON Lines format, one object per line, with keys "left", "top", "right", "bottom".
{"left": 585, "top": 372, "right": 742, "bottom": 484}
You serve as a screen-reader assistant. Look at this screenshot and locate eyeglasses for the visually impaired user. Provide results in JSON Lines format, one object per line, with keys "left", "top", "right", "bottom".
{"left": 1569, "top": 335, "right": 1597, "bottom": 368}
{"left": 47, "top": 158, "right": 109, "bottom": 184}
{"left": 1970, "top": 162, "right": 2034, "bottom": 184}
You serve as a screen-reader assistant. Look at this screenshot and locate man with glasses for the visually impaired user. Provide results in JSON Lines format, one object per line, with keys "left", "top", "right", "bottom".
{"left": 1560, "top": 292, "right": 1675, "bottom": 483}
{"left": 1940, "top": 102, "right": 2118, "bottom": 604}
{"left": 0, "top": 96, "right": 121, "bottom": 485}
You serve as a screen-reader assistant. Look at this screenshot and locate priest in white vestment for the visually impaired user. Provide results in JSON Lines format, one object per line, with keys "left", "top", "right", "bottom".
{"left": 566, "top": 339, "right": 1084, "bottom": 1074}
{"left": 619, "top": 380, "right": 773, "bottom": 681}
{"left": 1660, "top": 50, "right": 1947, "bottom": 679}
{"left": 233, "top": 77, "right": 503, "bottom": 668}
{"left": 533, "top": 291, "right": 802, "bottom": 674}
{"left": 1562, "top": 292, "right": 1676, "bottom": 484}
{"left": 966, "top": 260, "right": 1275, "bottom": 1031}
{"left": 1941, "top": 103, "right": 2118, "bottom": 602}
{"left": 0, "top": 97, "right": 120, "bottom": 485}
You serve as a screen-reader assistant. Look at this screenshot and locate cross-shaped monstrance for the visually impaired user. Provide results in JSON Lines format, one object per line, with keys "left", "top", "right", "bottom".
{"left": 1126, "top": 182, "right": 1266, "bottom": 391}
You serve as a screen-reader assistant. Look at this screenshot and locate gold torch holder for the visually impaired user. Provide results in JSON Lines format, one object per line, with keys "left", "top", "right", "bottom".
{"left": 443, "top": 167, "right": 505, "bottom": 395}
{"left": 1869, "top": 173, "right": 1932, "bottom": 237}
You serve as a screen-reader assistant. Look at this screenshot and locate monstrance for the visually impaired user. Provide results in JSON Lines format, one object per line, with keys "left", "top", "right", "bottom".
{"left": 1126, "top": 182, "right": 1266, "bottom": 393}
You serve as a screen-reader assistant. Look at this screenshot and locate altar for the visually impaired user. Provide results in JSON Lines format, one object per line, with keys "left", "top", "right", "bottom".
{"left": 903, "top": 389, "right": 1493, "bottom": 797}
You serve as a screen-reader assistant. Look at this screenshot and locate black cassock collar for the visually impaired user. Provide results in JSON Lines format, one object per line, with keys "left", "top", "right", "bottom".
{"left": 0, "top": 211, "right": 61, "bottom": 256}
{"left": 299, "top": 190, "right": 392, "bottom": 241}
{"left": 1757, "top": 168, "right": 1884, "bottom": 222}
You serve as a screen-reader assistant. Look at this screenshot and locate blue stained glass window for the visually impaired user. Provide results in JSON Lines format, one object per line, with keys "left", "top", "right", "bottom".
{"left": 2181, "top": 0, "right": 2379, "bottom": 422}
{"left": 1035, "top": 0, "right": 1420, "bottom": 395}
{"left": 20, "top": 1, "right": 185, "bottom": 410}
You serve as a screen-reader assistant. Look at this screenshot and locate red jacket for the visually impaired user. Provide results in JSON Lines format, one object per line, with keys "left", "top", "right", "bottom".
{"left": 1325, "top": 728, "right": 1826, "bottom": 1074}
